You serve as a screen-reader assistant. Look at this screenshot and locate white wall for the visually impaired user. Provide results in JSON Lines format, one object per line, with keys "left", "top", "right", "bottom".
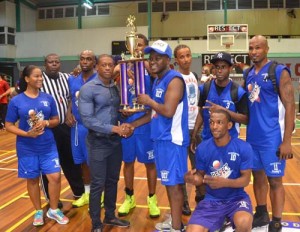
{"left": 0, "top": 1, "right": 16, "bottom": 28}
{"left": 20, "top": 4, "right": 36, "bottom": 32}
{"left": 16, "top": 26, "right": 148, "bottom": 58}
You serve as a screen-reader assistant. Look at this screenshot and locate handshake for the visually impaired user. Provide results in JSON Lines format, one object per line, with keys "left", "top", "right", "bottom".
{"left": 117, "top": 123, "right": 135, "bottom": 138}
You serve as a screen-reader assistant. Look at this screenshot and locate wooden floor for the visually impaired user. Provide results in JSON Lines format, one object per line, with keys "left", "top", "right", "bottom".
{"left": 1, "top": 125, "right": 300, "bottom": 232}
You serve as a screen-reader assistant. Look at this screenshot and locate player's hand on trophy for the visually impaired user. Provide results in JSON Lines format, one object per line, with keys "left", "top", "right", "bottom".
{"left": 137, "top": 94, "right": 151, "bottom": 106}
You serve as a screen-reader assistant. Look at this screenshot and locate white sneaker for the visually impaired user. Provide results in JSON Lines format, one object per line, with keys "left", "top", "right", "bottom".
{"left": 155, "top": 214, "right": 172, "bottom": 231}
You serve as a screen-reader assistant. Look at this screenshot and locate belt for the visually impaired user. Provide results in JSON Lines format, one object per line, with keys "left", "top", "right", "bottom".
{"left": 88, "top": 130, "right": 119, "bottom": 139}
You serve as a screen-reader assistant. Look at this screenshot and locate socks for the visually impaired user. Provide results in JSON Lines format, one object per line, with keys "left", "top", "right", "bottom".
{"left": 272, "top": 216, "right": 281, "bottom": 222}
{"left": 125, "top": 187, "right": 134, "bottom": 196}
{"left": 84, "top": 184, "right": 90, "bottom": 194}
{"left": 149, "top": 193, "right": 154, "bottom": 198}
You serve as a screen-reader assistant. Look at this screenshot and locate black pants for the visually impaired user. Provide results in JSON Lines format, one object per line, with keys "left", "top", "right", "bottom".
{"left": 41, "top": 123, "right": 84, "bottom": 199}
{"left": 87, "top": 132, "right": 123, "bottom": 229}
{"left": 0, "top": 103, "right": 7, "bottom": 128}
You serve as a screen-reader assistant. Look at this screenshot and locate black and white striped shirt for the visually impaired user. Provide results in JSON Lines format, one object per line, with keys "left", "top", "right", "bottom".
{"left": 41, "top": 72, "right": 70, "bottom": 124}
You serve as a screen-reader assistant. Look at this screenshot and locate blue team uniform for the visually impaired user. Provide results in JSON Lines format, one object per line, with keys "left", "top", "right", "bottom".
{"left": 5, "top": 92, "right": 60, "bottom": 178}
{"left": 245, "top": 61, "right": 290, "bottom": 176}
{"left": 121, "top": 72, "right": 154, "bottom": 163}
{"left": 199, "top": 80, "right": 246, "bottom": 140}
{"left": 68, "top": 72, "right": 97, "bottom": 164}
{"left": 188, "top": 137, "right": 253, "bottom": 230}
{"left": 151, "top": 69, "right": 189, "bottom": 185}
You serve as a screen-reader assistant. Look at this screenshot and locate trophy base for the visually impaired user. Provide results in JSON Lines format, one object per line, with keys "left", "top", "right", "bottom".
{"left": 119, "top": 105, "right": 146, "bottom": 113}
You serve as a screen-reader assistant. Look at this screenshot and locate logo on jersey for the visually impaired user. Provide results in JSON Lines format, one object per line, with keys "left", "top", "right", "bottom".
{"left": 40, "top": 101, "right": 50, "bottom": 107}
{"left": 228, "top": 152, "right": 239, "bottom": 161}
{"left": 160, "top": 170, "right": 169, "bottom": 182}
{"left": 262, "top": 73, "right": 269, "bottom": 82}
{"left": 222, "top": 99, "right": 234, "bottom": 109}
{"left": 237, "top": 200, "right": 250, "bottom": 209}
{"left": 187, "top": 83, "right": 196, "bottom": 105}
{"left": 147, "top": 150, "right": 155, "bottom": 160}
{"left": 155, "top": 88, "right": 164, "bottom": 98}
{"left": 53, "top": 158, "right": 60, "bottom": 168}
{"left": 151, "top": 109, "right": 158, "bottom": 119}
{"left": 247, "top": 82, "right": 261, "bottom": 104}
{"left": 210, "top": 160, "right": 232, "bottom": 178}
{"left": 270, "top": 162, "right": 282, "bottom": 174}
{"left": 27, "top": 109, "right": 44, "bottom": 128}
{"left": 75, "top": 91, "right": 80, "bottom": 107}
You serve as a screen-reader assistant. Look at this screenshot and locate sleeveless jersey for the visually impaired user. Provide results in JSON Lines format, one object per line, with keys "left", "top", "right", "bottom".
{"left": 151, "top": 69, "right": 189, "bottom": 146}
{"left": 245, "top": 61, "right": 290, "bottom": 149}
{"left": 199, "top": 80, "right": 246, "bottom": 140}
{"left": 68, "top": 72, "right": 97, "bottom": 123}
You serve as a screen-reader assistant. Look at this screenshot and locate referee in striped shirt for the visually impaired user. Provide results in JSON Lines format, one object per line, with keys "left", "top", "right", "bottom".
{"left": 40, "top": 53, "right": 84, "bottom": 207}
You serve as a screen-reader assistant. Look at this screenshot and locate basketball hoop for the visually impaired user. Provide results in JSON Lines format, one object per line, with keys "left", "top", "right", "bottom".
{"left": 223, "top": 42, "right": 233, "bottom": 50}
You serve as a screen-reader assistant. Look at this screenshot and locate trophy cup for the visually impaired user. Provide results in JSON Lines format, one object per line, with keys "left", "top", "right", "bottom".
{"left": 119, "top": 15, "right": 146, "bottom": 112}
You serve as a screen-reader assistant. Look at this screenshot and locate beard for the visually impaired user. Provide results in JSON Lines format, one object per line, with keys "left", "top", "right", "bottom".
{"left": 45, "top": 71, "right": 60, "bottom": 79}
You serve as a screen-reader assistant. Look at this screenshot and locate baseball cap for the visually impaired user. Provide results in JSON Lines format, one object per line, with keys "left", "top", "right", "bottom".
{"left": 211, "top": 52, "right": 233, "bottom": 66}
{"left": 144, "top": 40, "right": 172, "bottom": 59}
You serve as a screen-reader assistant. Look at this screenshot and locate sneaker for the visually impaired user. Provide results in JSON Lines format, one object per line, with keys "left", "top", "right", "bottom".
{"left": 147, "top": 194, "right": 160, "bottom": 218}
{"left": 268, "top": 221, "right": 282, "bottom": 232}
{"left": 72, "top": 193, "right": 89, "bottom": 208}
{"left": 118, "top": 194, "right": 136, "bottom": 216}
{"left": 155, "top": 214, "right": 172, "bottom": 231}
{"left": 101, "top": 192, "right": 104, "bottom": 208}
{"left": 103, "top": 217, "right": 130, "bottom": 227}
{"left": 219, "top": 218, "right": 231, "bottom": 232}
{"left": 46, "top": 209, "right": 69, "bottom": 224}
{"left": 182, "top": 201, "right": 191, "bottom": 216}
{"left": 33, "top": 210, "right": 44, "bottom": 226}
{"left": 195, "top": 194, "right": 205, "bottom": 204}
{"left": 252, "top": 211, "right": 270, "bottom": 228}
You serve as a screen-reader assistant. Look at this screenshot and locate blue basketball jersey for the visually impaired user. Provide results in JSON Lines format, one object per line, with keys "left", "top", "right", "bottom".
{"left": 244, "top": 61, "right": 290, "bottom": 149}
{"left": 151, "top": 69, "right": 189, "bottom": 146}
{"left": 6, "top": 92, "right": 58, "bottom": 156}
{"left": 195, "top": 137, "right": 253, "bottom": 200}
{"left": 199, "top": 80, "right": 246, "bottom": 140}
{"left": 68, "top": 72, "right": 97, "bottom": 123}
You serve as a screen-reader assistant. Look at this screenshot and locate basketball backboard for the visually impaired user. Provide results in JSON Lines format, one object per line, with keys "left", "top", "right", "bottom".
{"left": 207, "top": 24, "right": 248, "bottom": 52}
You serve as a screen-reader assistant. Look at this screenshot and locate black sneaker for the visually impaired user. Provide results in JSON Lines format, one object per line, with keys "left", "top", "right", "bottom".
{"left": 252, "top": 211, "right": 270, "bottom": 228}
{"left": 268, "top": 221, "right": 282, "bottom": 232}
{"left": 182, "top": 201, "right": 191, "bottom": 216}
{"left": 103, "top": 217, "right": 130, "bottom": 227}
{"left": 219, "top": 218, "right": 231, "bottom": 232}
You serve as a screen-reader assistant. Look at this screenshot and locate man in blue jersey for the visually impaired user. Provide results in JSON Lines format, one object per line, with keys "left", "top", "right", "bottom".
{"left": 116, "top": 34, "right": 160, "bottom": 218}
{"left": 66, "top": 50, "right": 97, "bottom": 208}
{"left": 185, "top": 109, "right": 253, "bottom": 232}
{"left": 137, "top": 40, "right": 189, "bottom": 232}
{"left": 244, "top": 35, "right": 295, "bottom": 232}
{"left": 191, "top": 52, "right": 248, "bottom": 152}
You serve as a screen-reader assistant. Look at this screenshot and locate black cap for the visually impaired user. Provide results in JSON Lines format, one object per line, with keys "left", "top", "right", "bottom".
{"left": 211, "top": 52, "right": 233, "bottom": 66}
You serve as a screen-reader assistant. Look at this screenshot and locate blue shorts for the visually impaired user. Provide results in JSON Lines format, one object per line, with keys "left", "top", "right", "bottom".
{"left": 252, "top": 148, "right": 286, "bottom": 177}
{"left": 121, "top": 133, "right": 154, "bottom": 163}
{"left": 154, "top": 140, "right": 188, "bottom": 186}
{"left": 188, "top": 196, "right": 253, "bottom": 231}
{"left": 18, "top": 151, "right": 61, "bottom": 179}
{"left": 71, "top": 122, "right": 89, "bottom": 165}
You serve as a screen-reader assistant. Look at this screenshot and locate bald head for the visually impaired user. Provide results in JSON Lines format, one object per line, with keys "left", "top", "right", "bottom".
{"left": 249, "top": 35, "right": 269, "bottom": 65}
{"left": 79, "top": 50, "right": 96, "bottom": 73}
{"left": 80, "top": 50, "right": 95, "bottom": 58}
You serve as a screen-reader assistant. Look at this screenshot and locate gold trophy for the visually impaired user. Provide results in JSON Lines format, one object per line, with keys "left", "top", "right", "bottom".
{"left": 119, "top": 15, "right": 146, "bottom": 112}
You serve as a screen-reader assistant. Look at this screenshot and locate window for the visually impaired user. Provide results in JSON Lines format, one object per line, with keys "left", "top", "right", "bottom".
{"left": 179, "top": 1, "right": 190, "bottom": 11}
{"left": 238, "top": 0, "right": 252, "bottom": 9}
{"left": 207, "top": 0, "right": 221, "bottom": 10}
{"left": 98, "top": 5, "right": 109, "bottom": 15}
{"left": 152, "top": 2, "right": 163, "bottom": 12}
{"left": 166, "top": 1, "right": 177, "bottom": 11}
{"left": 138, "top": 2, "right": 147, "bottom": 13}
{"left": 270, "top": 0, "right": 283, "bottom": 8}
{"left": 0, "top": 34, "right": 5, "bottom": 44}
{"left": 286, "top": 0, "right": 300, "bottom": 8}
{"left": 38, "top": 9, "right": 45, "bottom": 19}
{"left": 54, "top": 8, "right": 64, "bottom": 18}
{"left": 65, "top": 7, "right": 75, "bottom": 17}
{"left": 46, "top": 9, "right": 53, "bottom": 18}
{"left": 0, "top": 26, "right": 15, "bottom": 45}
{"left": 7, "top": 27, "right": 15, "bottom": 34}
{"left": 7, "top": 34, "right": 15, "bottom": 45}
{"left": 192, "top": 0, "right": 205, "bottom": 11}
{"left": 224, "top": 0, "right": 236, "bottom": 9}
{"left": 254, "top": 0, "right": 268, "bottom": 8}
{"left": 87, "top": 6, "right": 96, "bottom": 16}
